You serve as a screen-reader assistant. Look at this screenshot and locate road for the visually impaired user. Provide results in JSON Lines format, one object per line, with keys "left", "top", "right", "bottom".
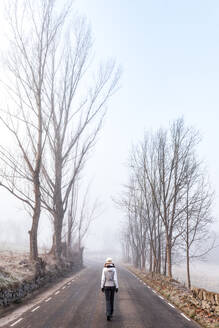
{"left": 0, "top": 263, "right": 200, "bottom": 328}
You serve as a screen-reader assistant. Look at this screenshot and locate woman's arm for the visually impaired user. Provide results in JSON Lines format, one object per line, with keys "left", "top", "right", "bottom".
{"left": 114, "top": 269, "right": 119, "bottom": 289}
{"left": 101, "top": 268, "right": 106, "bottom": 288}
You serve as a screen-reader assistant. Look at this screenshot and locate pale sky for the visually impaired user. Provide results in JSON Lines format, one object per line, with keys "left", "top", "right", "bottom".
{"left": 73, "top": 1, "right": 219, "bottom": 252}
{"left": 0, "top": 1, "right": 219, "bottom": 257}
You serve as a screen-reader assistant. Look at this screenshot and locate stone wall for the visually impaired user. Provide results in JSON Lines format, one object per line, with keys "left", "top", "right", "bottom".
{"left": 0, "top": 272, "right": 53, "bottom": 306}
{"left": 0, "top": 260, "right": 80, "bottom": 307}
{"left": 192, "top": 287, "right": 219, "bottom": 314}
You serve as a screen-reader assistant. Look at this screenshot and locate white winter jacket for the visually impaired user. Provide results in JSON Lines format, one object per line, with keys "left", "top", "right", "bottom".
{"left": 101, "top": 266, "right": 118, "bottom": 289}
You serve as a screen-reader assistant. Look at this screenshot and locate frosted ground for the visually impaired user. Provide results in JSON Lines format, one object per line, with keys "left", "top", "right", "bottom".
{"left": 173, "top": 262, "right": 219, "bottom": 293}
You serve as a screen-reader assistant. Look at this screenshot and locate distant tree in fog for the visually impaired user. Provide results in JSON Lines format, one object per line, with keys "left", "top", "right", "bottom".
{"left": 180, "top": 172, "right": 214, "bottom": 288}
{"left": 64, "top": 181, "right": 101, "bottom": 266}
{"left": 119, "top": 118, "right": 215, "bottom": 281}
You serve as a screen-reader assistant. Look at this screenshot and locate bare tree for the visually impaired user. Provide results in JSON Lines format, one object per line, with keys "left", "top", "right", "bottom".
{"left": 0, "top": 0, "right": 120, "bottom": 264}
{"left": 180, "top": 172, "right": 214, "bottom": 288}
{"left": 0, "top": 0, "right": 70, "bottom": 261}
{"left": 117, "top": 176, "right": 149, "bottom": 269}
{"left": 119, "top": 118, "right": 214, "bottom": 281}
{"left": 139, "top": 119, "right": 200, "bottom": 277}
{"left": 38, "top": 16, "right": 120, "bottom": 263}
{"left": 77, "top": 189, "right": 99, "bottom": 251}
{"left": 121, "top": 224, "right": 132, "bottom": 263}
{"left": 66, "top": 182, "right": 101, "bottom": 266}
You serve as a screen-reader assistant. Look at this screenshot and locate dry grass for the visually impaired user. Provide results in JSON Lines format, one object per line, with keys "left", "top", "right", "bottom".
{"left": 0, "top": 250, "right": 35, "bottom": 287}
{"left": 0, "top": 247, "right": 72, "bottom": 288}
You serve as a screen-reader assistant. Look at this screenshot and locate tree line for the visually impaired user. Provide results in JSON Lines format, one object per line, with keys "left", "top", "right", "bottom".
{"left": 0, "top": 0, "right": 120, "bottom": 265}
{"left": 119, "top": 118, "right": 214, "bottom": 288}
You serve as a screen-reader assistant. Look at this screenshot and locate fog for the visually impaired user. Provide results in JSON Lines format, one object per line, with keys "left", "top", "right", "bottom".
{"left": 72, "top": 0, "right": 219, "bottom": 261}
{"left": 0, "top": 0, "right": 219, "bottom": 275}
{"left": 173, "top": 261, "right": 219, "bottom": 293}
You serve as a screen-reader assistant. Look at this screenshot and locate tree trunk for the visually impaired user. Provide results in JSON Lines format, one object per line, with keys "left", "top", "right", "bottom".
{"left": 133, "top": 248, "right": 139, "bottom": 268}
{"left": 29, "top": 221, "right": 39, "bottom": 261}
{"left": 80, "top": 247, "right": 84, "bottom": 268}
{"left": 67, "top": 211, "right": 72, "bottom": 258}
{"left": 186, "top": 186, "right": 191, "bottom": 288}
{"left": 141, "top": 251, "right": 146, "bottom": 270}
{"left": 29, "top": 174, "right": 41, "bottom": 261}
{"left": 157, "top": 239, "right": 161, "bottom": 273}
{"left": 186, "top": 246, "right": 191, "bottom": 288}
{"left": 149, "top": 241, "right": 152, "bottom": 272}
{"left": 54, "top": 217, "right": 63, "bottom": 264}
{"left": 153, "top": 254, "right": 157, "bottom": 273}
{"left": 49, "top": 233, "right": 56, "bottom": 255}
{"left": 163, "top": 245, "right": 167, "bottom": 276}
{"left": 166, "top": 239, "right": 172, "bottom": 278}
{"left": 53, "top": 145, "right": 64, "bottom": 264}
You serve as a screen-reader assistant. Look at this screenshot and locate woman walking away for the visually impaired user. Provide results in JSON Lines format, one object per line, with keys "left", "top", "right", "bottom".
{"left": 101, "top": 257, "right": 119, "bottom": 321}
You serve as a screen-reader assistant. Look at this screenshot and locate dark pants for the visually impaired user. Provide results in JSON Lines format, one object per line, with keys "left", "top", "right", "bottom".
{"left": 104, "top": 287, "right": 115, "bottom": 316}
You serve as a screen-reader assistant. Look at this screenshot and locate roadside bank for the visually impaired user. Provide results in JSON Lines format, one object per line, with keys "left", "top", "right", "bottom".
{"left": 126, "top": 266, "right": 219, "bottom": 328}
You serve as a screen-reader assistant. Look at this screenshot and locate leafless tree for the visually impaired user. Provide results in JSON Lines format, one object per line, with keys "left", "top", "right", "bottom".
{"left": 38, "top": 16, "right": 120, "bottom": 263}
{"left": 65, "top": 182, "right": 101, "bottom": 266}
{"left": 77, "top": 189, "right": 100, "bottom": 251}
{"left": 0, "top": 0, "right": 120, "bottom": 264}
{"left": 119, "top": 118, "right": 214, "bottom": 281}
{"left": 117, "top": 176, "right": 149, "bottom": 269}
{"left": 139, "top": 119, "right": 201, "bottom": 277}
{"left": 180, "top": 171, "right": 214, "bottom": 288}
{"left": 120, "top": 224, "right": 132, "bottom": 263}
{"left": 0, "top": 0, "right": 71, "bottom": 261}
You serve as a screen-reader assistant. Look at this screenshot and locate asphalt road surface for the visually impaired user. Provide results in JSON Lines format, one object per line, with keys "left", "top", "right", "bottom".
{"left": 0, "top": 263, "right": 200, "bottom": 328}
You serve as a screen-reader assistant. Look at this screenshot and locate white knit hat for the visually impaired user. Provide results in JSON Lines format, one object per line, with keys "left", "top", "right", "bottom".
{"left": 105, "top": 257, "right": 113, "bottom": 264}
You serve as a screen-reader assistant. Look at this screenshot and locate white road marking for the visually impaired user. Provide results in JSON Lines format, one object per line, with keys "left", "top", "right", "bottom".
{"left": 127, "top": 269, "right": 192, "bottom": 323}
{"left": 45, "top": 297, "right": 52, "bottom": 302}
{"left": 62, "top": 286, "right": 66, "bottom": 289}
{"left": 181, "top": 313, "right": 191, "bottom": 321}
{"left": 168, "top": 302, "right": 175, "bottom": 308}
{"left": 10, "top": 318, "right": 23, "bottom": 326}
{"left": 31, "top": 306, "right": 40, "bottom": 312}
{"left": 55, "top": 291, "right": 60, "bottom": 295}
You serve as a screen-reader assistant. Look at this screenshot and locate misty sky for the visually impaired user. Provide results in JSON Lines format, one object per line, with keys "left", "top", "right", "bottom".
{"left": 0, "top": 1, "right": 219, "bottom": 258}
{"left": 74, "top": 0, "right": 219, "bottom": 252}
